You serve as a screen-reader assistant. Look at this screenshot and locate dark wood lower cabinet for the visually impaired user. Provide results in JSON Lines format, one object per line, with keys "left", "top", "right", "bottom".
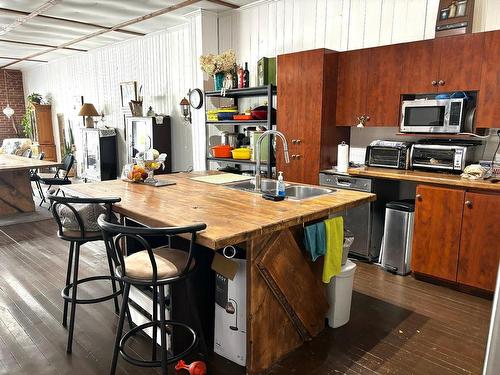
{"left": 411, "top": 185, "right": 464, "bottom": 282}
{"left": 412, "top": 185, "right": 500, "bottom": 293}
{"left": 457, "top": 191, "right": 500, "bottom": 292}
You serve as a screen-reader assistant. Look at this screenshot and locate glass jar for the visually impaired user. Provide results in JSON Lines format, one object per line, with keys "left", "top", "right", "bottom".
{"left": 457, "top": 0, "right": 467, "bottom": 17}
{"left": 440, "top": 7, "right": 450, "bottom": 20}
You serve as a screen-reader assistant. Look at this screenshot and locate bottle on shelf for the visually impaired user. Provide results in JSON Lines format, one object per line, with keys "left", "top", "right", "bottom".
{"left": 238, "top": 65, "right": 244, "bottom": 88}
{"left": 243, "top": 62, "right": 250, "bottom": 88}
{"left": 232, "top": 63, "right": 238, "bottom": 89}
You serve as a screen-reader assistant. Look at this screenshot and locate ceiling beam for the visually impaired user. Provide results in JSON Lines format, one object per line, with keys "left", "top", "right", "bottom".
{"left": 0, "top": 0, "right": 61, "bottom": 36}
{"left": 1, "top": 0, "right": 202, "bottom": 69}
{"left": 0, "top": 38, "right": 87, "bottom": 52}
{"left": 0, "top": 7, "right": 145, "bottom": 37}
{"left": 0, "top": 56, "right": 48, "bottom": 63}
{"left": 205, "top": 0, "right": 240, "bottom": 9}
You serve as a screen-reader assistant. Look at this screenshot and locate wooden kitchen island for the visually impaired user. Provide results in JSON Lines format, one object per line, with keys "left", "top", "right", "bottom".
{"left": 0, "top": 154, "right": 61, "bottom": 216}
{"left": 65, "top": 172, "right": 375, "bottom": 374}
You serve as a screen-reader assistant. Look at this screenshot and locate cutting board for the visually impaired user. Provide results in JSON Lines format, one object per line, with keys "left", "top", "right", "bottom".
{"left": 190, "top": 173, "right": 252, "bottom": 185}
{"left": 256, "top": 229, "right": 329, "bottom": 339}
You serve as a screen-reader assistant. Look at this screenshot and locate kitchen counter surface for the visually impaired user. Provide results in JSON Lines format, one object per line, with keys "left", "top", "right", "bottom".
{"left": 347, "top": 167, "right": 500, "bottom": 192}
{"left": 64, "top": 171, "right": 376, "bottom": 249}
{"left": 0, "top": 153, "right": 61, "bottom": 171}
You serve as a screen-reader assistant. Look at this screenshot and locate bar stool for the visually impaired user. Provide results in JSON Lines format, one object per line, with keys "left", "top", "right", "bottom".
{"left": 49, "top": 194, "right": 124, "bottom": 354}
{"left": 98, "top": 215, "right": 207, "bottom": 375}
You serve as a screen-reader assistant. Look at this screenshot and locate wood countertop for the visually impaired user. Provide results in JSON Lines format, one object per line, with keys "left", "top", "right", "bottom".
{"left": 347, "top": 167, "right": 500, "bottom": 192}
{"left": 0, "top": 154, "right": 61, "bottom": 171}
{"left": 64, "top": 172, "right": 375, "bottom": 249}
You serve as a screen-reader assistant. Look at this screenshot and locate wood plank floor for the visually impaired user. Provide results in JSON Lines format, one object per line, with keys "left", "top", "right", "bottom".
{"left": 0, "top": 220, "right": 492, "bottom": 375}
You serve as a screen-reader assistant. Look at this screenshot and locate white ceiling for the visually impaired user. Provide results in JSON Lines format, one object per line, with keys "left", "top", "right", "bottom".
{"left": 0, "top": 0, "right": 253, "bottom": 70}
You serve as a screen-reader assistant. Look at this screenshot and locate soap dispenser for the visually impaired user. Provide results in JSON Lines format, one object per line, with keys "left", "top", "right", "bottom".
{"left": 277, "top": 171, "right": 285, "bottom": 197}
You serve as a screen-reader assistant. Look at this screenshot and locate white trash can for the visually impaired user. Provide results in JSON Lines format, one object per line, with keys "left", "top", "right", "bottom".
{"left": 326, "top": 260, "right": 357, "bottom": 328}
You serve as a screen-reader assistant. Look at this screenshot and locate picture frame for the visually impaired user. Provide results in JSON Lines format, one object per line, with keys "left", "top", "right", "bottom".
{"left": 120, "top": 81, "right": 137, "bottom": 108}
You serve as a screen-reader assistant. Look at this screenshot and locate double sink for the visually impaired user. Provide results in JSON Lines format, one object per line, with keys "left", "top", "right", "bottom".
{"left": 225, "top": 178, "right": 335, "bottom": 200}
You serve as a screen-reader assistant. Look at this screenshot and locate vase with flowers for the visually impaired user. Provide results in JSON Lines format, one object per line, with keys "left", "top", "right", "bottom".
{"left": 200, "top": 49, "right": 236, "bottom": 91}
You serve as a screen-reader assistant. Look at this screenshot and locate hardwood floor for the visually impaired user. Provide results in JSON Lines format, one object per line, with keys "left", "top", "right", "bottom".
{"left": 0, "top": 220, "right": 492, "bottom": 375}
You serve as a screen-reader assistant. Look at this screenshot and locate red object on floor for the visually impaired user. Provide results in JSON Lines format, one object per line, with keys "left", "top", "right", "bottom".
{"left": 175, "top": 360, "right": 207, "bottom": 375}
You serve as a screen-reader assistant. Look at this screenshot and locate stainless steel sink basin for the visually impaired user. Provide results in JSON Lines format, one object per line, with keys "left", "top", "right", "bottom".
{"left": 225, "top": 179, "right": 335, "bottom": 200}
{"left": 225, "top": 178, "right": 283, "bottom": 193}
{"left": 284, "top": 185, "right": 335, "bottom": 200}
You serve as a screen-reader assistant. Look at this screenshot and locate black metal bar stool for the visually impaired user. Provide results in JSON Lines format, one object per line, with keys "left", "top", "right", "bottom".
{"left": 49, "top": 194, "right": 124, "bottom": 354}
{"left": 98, "top": 215, "right": 207, "bottom": 375}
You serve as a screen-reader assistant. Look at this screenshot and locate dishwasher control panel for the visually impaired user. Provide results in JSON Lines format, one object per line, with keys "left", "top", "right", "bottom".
{"left": 319, "top": 172, "right": 372, "bottom": 192}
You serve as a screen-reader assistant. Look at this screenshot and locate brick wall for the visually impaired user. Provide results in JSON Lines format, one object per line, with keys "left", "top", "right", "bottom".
{"left": 0, "top": 69, "right": 25, "bottom": 143}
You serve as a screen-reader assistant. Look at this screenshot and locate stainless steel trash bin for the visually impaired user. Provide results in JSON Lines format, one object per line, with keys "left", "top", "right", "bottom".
{"left": 380, "top": 200, "right": 415, "bottom": 276}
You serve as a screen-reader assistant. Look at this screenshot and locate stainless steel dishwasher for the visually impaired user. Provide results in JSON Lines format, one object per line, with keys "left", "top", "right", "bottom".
{"left": 320, "top": 170, "right": 399, "bottom": 262}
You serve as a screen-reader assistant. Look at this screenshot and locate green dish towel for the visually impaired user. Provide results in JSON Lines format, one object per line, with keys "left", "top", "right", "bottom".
{"left": 322, "top": 216, "right": 344, "bottom": 283}
{"left": 304, "top": 222, "right": 326, "bottom": 262}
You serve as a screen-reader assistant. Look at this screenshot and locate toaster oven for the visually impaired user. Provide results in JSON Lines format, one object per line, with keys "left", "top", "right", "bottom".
{"left": 410, "top": 141, "right": 484, "bottom": 172}
{"left": 365, "top": 140, "right": 413, "bottom": 169}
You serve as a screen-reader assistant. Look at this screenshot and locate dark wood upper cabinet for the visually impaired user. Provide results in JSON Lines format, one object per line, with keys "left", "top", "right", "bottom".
{"left": 401, "top": 39, "right": 440, "bottom": 94}
{"left": 336, "top": 49, "right": 368, "bottom": 126}
{"left": 366, "top": 44, "right": 405, "bottom": 126}
{"left": 411, "top": 185, "right": 464, "bottom": 282}
{"left": 277, "top": 49, "right": 350, "bottom": 185}
{"left": 436, "top": 32, "right": 484, "bottom": 92}
{"left": 458, "top": 192, "right": 500, "bottom": 292}
{"left": 476, "top": 30, "right": 500, "bottom": 128}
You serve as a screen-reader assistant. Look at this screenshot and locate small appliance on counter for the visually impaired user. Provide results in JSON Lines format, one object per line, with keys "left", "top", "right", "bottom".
{"left": 365, "top": 140, "right": 413, "bottom": 169}
{"left": 400, "top": 93, "right": 476, "bottom": 134}
{"left": 410, "top": 139, "right": 484, "bottom": 173}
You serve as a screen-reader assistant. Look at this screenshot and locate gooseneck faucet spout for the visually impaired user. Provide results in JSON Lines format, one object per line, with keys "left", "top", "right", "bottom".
{"left": 255, "top": 130, "right": 290, "bottom": 192}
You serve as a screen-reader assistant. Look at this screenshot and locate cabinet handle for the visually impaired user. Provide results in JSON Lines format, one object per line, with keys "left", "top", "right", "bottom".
{"left": 465, "top": 200, "right": 473, "bottom": 208}
{"left": 416, "top": 194, "right": 422, "bottom": 201}
{"left": 296, "top": 139, "right": 302, "bottom": 144}
{"left": 431, "top": 80, "right": 437, "bottom": 86}
{"left": 291, "top": 154, "right": 297, "bottom": 160}
{"left": 438, "top": 80, "right": 445, "bottom": 86}
{"left": 366, "top": 116, "right": 370, "bottom": 121}
{"left": 296, "top": 154, "right": 301, "bottom": 160}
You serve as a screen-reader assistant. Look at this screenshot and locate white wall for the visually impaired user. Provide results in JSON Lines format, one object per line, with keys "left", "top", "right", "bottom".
{"left": 23, "top": 23, "right": 196, "bottom": 172}
{"left": 218, "top": 0, "right": 500, "bottom": 163}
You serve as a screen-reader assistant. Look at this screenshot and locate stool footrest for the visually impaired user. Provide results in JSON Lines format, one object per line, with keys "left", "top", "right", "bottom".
{"left": 119, "top": 320, "right": 197, "bottom": 367}
{"left": 62, "top": 275, "right": 122, "bottom": 304}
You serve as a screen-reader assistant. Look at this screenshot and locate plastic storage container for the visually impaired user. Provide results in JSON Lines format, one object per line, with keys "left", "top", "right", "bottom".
{"left": 326, "top": 260, "right": 357, "bottom": 328}
{"left": 231, "top": 148, "right": 252, "bottom": 160}
{"left": 212, "top": 145, "right": 233, "bottom": 158}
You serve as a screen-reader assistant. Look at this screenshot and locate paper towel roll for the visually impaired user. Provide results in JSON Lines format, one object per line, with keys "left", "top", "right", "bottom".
{"left": 337, "top": 141, "right": 349, "bottom": 173}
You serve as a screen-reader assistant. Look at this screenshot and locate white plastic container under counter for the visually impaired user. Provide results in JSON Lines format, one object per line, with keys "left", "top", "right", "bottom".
{"left": 325, "top": 260, "right": 357, "bottom": 328}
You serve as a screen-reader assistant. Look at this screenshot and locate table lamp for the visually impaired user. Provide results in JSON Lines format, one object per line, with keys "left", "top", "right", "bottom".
{"left": 78, "top": 103, "right": 99, "bottom": 128}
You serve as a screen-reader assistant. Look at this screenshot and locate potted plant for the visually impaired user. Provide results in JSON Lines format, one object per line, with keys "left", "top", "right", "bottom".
{"left": 200, "top": 49, "right": 236, "bottom": 90}
{"left": 21, "top": 92, "right": 44, "bottom": 139}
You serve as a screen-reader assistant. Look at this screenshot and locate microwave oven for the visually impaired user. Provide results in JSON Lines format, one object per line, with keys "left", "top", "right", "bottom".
{"left": 400, "top": 97, "right": 474, "bottom": 134}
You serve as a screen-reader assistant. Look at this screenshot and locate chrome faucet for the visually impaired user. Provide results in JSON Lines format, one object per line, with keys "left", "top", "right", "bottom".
{"left": 255, "top": 130, "right": 290, "bottom": 191}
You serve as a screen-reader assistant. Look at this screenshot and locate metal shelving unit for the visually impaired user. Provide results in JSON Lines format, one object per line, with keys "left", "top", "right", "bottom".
{"left": 205, "top": 84, "right": 276, "bottom": 178}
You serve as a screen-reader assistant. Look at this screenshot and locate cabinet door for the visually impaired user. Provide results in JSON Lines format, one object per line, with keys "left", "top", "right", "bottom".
{"left": 476, "top": 30, "right": 500, "bottom": 128}
{"left": 336, "top": 49, "right": 369, "bottom": 126}
{"left": 401, "top": 39, "right": 440, "bottom": 94}
{"left": 365, "top": 44, "right": 405, "bottom": 126}
{"left": 39, "top": 144, "right": 56, "bottom": 161}
{"left": 458, "top": 192, "right": 500, "bottom": 292}
{"left": 35, "top": 105, "right": 54, "bottom": 145}
{"left": 436, "top": 33, "right": 484, "bottom": 92}
{"left": 277, "top": 50, "right": 324, "bottom": 183}
{"left": 411, "top": 185, "right": 465, "bottom": 282}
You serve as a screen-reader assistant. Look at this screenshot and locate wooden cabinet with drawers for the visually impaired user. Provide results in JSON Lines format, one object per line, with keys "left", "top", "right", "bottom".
{"left": 412, "top": 184, "right": 500, "bottom": 292}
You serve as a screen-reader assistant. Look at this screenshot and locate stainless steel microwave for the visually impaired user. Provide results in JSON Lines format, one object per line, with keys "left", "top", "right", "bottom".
{"left": 400, "top": 98, "right": 469, "bottom": 134}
